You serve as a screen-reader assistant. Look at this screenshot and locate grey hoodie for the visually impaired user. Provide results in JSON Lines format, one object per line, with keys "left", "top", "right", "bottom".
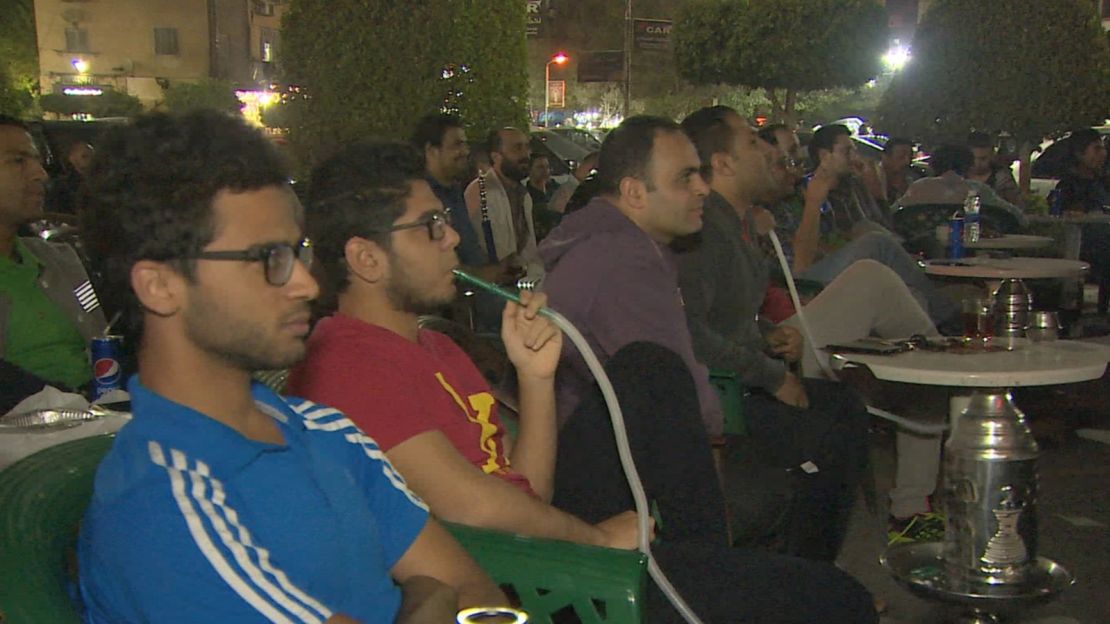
{"left": 539, "top": 197, "right": 723, "bottom": 435}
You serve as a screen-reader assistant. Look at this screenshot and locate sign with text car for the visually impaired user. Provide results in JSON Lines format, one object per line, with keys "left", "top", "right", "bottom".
{"left": 526, "top": 0, "right": 543, "bottom": 37}
{"left": 634, "top": 18, "right": 672, "bottom": 52}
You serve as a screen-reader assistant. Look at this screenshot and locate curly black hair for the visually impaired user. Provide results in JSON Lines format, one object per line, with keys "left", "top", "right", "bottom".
{"left": 305, "top": 140, "right": 424, "bottom": 298}
{"left": 80, "top": 110, "right": 290, "bottom": 342}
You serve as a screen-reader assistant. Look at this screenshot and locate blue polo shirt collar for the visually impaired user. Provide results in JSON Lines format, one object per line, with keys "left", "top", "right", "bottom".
{"left": 126, "top": 374, "right": 303, "bottom": 475}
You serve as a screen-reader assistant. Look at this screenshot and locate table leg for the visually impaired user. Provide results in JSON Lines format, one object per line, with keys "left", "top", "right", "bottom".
{"left": 949, "top": 394, "right": 972, "bottom": 428}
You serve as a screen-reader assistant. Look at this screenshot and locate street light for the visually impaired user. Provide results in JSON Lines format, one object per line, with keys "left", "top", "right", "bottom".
{"left": 71, "top": 58, "right": 88, "bottom": 74}
{"left": 544, "top": 52, "right": 568, "bottom": 128}
{"left": 882, "top": 42, "right": 911, "bottom": 72}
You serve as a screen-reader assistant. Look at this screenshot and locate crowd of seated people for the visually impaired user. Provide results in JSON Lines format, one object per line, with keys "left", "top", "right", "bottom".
{"left": 8, "top": 102, "right": 1107, "bottom": 623}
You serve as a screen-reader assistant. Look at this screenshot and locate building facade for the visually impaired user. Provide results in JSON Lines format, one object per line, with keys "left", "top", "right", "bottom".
{"left": 35, "top": 0, "right": 286, "bottom": 110}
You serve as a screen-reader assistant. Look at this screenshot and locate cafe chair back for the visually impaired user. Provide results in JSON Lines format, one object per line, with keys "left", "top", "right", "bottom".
{"left": 0, "top": 434, "right": 113, "bottom": 624}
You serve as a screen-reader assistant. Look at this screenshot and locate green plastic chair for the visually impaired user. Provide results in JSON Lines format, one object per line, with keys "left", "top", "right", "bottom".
{"left": 0, "top": 434, "right": 114, "bottom": 624}
{"left": 446, "top": 523, "right": 647, "bottom": 624}
{"left": 709, "top": 368, "right": 747, "bottom": 436}
{"left": 0, "top": 435, "right": 647, "bottom": 624}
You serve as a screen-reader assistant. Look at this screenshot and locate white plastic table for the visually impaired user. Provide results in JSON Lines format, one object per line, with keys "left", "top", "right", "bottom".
{"left": 923, "top": 257, "right": 1089, "bottom": 280}
{"left": 831, "top": 339, "right": 1110, "bottom": 420}
{"left": 965, "top": 234, "right": 1055, "bottom": 251}
{"left": 1027, "top": 213, "right": 1110, "bottom": 260}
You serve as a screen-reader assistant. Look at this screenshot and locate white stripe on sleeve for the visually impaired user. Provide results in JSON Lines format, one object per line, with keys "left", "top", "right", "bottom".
{"left": 147, "top": 441, "right": 333, "bottom": 624}
{"left": 288, "top": 399, "right": 429, "bottom": 511}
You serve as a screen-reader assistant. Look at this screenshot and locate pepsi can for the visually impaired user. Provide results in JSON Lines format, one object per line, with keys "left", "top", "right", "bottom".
{"left": 91, "top": 335, "right": 124, "bottom": 399}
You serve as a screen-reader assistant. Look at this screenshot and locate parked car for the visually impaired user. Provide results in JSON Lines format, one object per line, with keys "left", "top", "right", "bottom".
{"left": 27, "top": 118, "right": 128, "bottom": 178}
{"left": 1019, "top": 126, "right": 1110, "bottom": 198}
{"left": 550, "top": 127, "right": 603, "bottom": 152}
{"left": 530, "top": 129, "right": 590, "bottom": 182}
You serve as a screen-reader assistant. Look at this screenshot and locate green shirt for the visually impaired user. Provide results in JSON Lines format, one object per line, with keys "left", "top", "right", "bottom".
{"left": 0, "top": 238, "right": 91, "bottom": 389}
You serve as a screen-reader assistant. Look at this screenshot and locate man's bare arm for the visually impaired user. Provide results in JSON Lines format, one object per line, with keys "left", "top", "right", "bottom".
{"left": 394, "top": 576, "right": 458, "bottom": 624}
{"left": 391, "top": 518, "right": 507, "bottom": 611}
{"left": 794, "top": 177, "right": 829, "bottom": 272}
{"left": 386, "top": 431, "right": 638, "bottom": 549}
{"left": 500, "top": 291, "right": 561, "bottom": 501}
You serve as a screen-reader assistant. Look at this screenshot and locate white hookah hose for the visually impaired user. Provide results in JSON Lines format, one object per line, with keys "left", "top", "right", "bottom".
{"left": 767, "top": 231, "right": 947, "bottom": 435}
{"left": 451, "top": 266, "right": 705, "bottom": 624}
{"left": 544, "top": 307, "right": 706, "bottom": 624}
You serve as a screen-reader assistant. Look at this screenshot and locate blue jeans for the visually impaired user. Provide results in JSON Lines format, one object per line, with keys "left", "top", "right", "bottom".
{"left": 800, "top": 231, "right": 957, "bottom": 324}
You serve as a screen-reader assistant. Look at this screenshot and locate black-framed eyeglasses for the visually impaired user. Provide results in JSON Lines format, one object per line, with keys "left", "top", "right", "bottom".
{"left": 377, "top": 210, "right": 451, "bottom": 242}
{"left": 193, "top": 237, "right": 314, "bottom": 286}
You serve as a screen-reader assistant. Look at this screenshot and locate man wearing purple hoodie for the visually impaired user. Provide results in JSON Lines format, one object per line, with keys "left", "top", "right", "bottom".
{"left": 540, "top": 117, "right": 725, "bottom": 543}
{"left": 539, "top": 117, "right": 878, "bottom": 623}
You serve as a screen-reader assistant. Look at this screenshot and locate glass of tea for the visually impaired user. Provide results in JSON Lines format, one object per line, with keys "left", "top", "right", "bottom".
{"left": 962, "top": 298, "right": 995, "bottom": 341}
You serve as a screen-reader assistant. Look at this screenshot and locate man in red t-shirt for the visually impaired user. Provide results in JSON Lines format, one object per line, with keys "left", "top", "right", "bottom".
{"left": 286, "top": 140, "right": 641, "bottom": 550}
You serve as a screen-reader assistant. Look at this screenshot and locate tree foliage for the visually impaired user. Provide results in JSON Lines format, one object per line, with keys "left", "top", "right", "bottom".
{"left": 162, "top": 78, "right": 243, "bottom": 114}
{"left": 674, "top": 0, "right": 887, "bottom": 121}
{"left": 877, "top": 0, "right": 1110, "bottom": 147}
{"left": 280, "top": 0, "right": 529, "bottom": 170}
{"left": 0, "top": 0, "right": 38, "bottom": 116}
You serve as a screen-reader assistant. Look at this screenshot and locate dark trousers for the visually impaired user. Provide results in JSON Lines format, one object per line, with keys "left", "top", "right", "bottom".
{"left": 553, "top": 343, "right": 876, "bottom": 623}
{"left": 741, "top": 378, "right": 871, "bottom": 562}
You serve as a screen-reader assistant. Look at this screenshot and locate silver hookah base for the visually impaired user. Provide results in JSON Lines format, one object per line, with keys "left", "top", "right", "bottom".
{"left": 881, "top": 542, "right": 1073, "bottom": 623}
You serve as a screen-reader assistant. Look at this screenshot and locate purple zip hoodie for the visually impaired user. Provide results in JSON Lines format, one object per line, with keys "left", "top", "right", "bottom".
{"left": 539, "top": 197, "right": 723, "bottom": 436}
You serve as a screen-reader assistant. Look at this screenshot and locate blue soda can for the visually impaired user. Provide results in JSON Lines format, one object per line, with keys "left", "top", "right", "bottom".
{"left": 91, "top": 335, "right": 124, "bottom": 399}
{"left": 1048, "top": 189, "right": 1063, "bottom": 216}
{"left": 948, "top": 214, "right": 965, "bottom": 259}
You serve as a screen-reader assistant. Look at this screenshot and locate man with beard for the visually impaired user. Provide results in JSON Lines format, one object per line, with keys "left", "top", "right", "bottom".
{"left": 287, "top": 139, "right": 642, "bottom": 550}
{"left": 788, "top": 124, "right": 957, "bottom": 325}
{"left": 676, "top": 106, "right": 872, "bottom": 563}
{"left": 0, "top": 115, "right": 106, "bottom": 412}
{"left": 464, "top": 127, "right": 542, "bottom": 284}
{"left": 682, "top": 107, "right": 946, "bottom": 550}
{"left": 77, "top": 111, "right": 506, "bottom": 623}
{"left": 967, "top": 131, "right": 1023, "bottom": 208}
{"left": 294, "top": 133, "right": 878, "bottom": 624}
{"left": 412, "top": 113, "right": 518, "bottom": 287}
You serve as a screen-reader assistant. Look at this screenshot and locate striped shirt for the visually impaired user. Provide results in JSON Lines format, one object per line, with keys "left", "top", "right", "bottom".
{"left": 78, "top": 377, "right": 428, "bottom": 623}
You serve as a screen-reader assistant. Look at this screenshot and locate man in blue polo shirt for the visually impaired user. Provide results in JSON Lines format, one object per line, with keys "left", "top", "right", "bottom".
{"left": 77, "top": 110, "right": 506, "bottom": 623}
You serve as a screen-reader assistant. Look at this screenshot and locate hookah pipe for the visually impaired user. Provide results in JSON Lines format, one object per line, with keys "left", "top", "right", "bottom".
{"left": 452, "top": 269, "right": 706, "bottom": 624}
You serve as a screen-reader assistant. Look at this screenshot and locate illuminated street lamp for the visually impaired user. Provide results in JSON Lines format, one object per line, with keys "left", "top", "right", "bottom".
{"left": 71, "top": 58, "right": 88, "bottom": 74}
{"left": 882, "top": 41, "right": 911, "bottom": 72}
{"left": 544, "top": 52, "right": 569, "bottom": 128}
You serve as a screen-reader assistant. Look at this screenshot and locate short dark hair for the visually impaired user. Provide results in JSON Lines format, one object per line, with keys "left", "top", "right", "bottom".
{"left": 0, "top": 114, "right": 28, "bottom": 131}
{"left": 306, "top": 140, "right": 424, "bottom": 297}
{"left": 82, "top": 110, "right": 290, "bottom": 343}
{"left": 1065, "top": 128, "right": 1104, "bottom": 167}
{"left": 884, "top": 137, "right": 914, "bottom": 154}
{"left": 596, "top": 115, "right": 683, "bottom": 195}
{"left": 680, "top": 106, "right": 738, "bottom": 182}
{"left": 486, "top": 127, "right": 523, "bottom": 154}
{"left": 529, "top": 152, "right": 549, "bottom": 166}
{"left": 966, "top": 131, "right": 994, "bottom": 150}
{"left": 808, "top": 124, "right": 851, "bottom": 166}
{"left": 757, "top": 123, "right": 789, "bottom": 146}
{"left": 929, "top": 144, "right": 973, "bottom": 176}
{"left": 410, "top": 113, "right": 463, "bottom": 150}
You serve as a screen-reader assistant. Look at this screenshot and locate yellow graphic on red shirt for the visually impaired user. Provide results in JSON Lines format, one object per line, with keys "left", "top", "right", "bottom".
{"left": 434, "top": 372, "right": 505, "bottom": 474}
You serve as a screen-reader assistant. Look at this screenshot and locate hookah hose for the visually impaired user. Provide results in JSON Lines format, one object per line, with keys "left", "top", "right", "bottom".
{"left": 766, "top": 231, "right": 947, "bottom": 435}
{"left": 452, "top": 269, "right": 706, "bottom": 624}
